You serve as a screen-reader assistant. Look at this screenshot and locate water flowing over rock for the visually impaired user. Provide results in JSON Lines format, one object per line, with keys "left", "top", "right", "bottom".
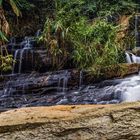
{"left": 12, "top": 37, "right": 34, "bottom": 74}
{"left": 125, "top": 14, "right": 140, "bottom": 64}
{"left": 125, "top": 52, "right": 140, "bottom": 63}
{"left": 6, "top": 31, "right": 52, "bottom": 74}
{"left": 2, "top": 31, "right": 140, "bottom": 110}
{"left": 0, "top": 64, "right": 140, "bottom": 109}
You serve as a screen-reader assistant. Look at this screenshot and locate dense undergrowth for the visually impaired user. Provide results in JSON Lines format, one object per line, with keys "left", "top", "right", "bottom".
{"left": 0, "top": 0, "right": 31, "bottom": 71}
{"left": 0, "top": 0, "right": 139, "bottom": 73}
{"left": 40, "top": 0, "right": 138, "bottom": 73}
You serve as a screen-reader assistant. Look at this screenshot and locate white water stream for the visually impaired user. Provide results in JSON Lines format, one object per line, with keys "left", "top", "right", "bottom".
{"left": 125, "top": 52, "right": 140, "bottom": 63}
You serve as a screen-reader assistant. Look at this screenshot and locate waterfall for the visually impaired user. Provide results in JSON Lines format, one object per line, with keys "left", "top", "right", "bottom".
{"left": 125, "top": 52, "right": 132, "bottom": 63}
{"left": 12, "top": 36, "right": 34, "bottom": 74}
{"left": 125, "top": 52, "right": 140, "bottom": 63}
{"left": 18, "top": 48, "right": 26, "bottom": 74}
{"left": 18, "top": 38, "right": 32, "bottom": 73}
{"left": 120, "top": 75, "right": 140, "bottom": 102}
{"left": 12, "top": 49, "right": 20, "bottom": 74}
{"left": 125, "top": 14, "right": 140, "bottom": 63}
{"left": 57, "top": 70, "right": 70, "bottom": 92}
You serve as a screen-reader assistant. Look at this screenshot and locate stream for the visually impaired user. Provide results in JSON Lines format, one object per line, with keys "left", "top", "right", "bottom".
{"left": 1, "top": 71, "right": 140, "bottom": 109}
{"left": 1, "top": 30, "right": 140, "bottom": 110}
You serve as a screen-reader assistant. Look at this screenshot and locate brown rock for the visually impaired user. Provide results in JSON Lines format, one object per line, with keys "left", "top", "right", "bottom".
{"left": 85, "top": 63, "right": 140, "bottom": 84}
{"left": 0, "top": 102, "right": 140, "bottom": 139}
{"left": 132, "top": 48, "right": 140, "bottom": 56}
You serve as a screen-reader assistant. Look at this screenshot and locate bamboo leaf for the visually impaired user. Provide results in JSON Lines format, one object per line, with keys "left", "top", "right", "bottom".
{"left": 0, "top": 30, "right": 8, "bottom": 42}
{"left": 9, "top": 0, "right": 21, "bottom": 16}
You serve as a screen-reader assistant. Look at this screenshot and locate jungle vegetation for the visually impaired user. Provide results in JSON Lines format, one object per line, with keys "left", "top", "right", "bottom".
{"left": 0, "top": 0, "right": 31, "bottom": 71}
{"left": 0, "top": 0, "right": 139, "bottom": 73}
{"left": 40, "top": 0, "right": 138, "bottom": 73}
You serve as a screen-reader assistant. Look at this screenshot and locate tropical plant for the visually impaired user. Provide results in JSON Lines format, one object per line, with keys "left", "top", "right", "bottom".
{"left": 0, "top": 0, "right": 31, "bottom": 43}
{"left": 40, "top": 18, "right": 68, "bottom": 68}
{"left": 41, "top": 0, "right": 138, "bottom": 71}
{"left": 72, "top": 20, "right": 125, "bottom": 68}
{"left": 0, "top": 0, "right": 31, "bottom": 72}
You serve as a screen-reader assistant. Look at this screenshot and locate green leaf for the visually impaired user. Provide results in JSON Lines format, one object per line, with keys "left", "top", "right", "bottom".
{"left": 0, "top": 0, "right": 3, "bottom": 6}
{"left": 0, "top": 31, "right": 8, "bottom": 42}
{"left": 9, "top": 0, "right": 21, "bottom": 16}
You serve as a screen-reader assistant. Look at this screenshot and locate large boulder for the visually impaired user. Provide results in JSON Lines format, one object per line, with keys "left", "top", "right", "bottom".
{"left": 0, "top": 102, "right": 140, "bottom": 139}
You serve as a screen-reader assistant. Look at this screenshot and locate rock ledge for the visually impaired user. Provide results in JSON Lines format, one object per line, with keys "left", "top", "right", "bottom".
{"left": 0, "top": 102, "right": 140, "bottom": 139}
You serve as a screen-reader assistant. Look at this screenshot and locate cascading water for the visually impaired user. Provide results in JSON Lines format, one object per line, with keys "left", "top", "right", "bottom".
{"left": 125, "top": 52, "right": 140, "bottom": 63}
{"left": 117, "top": 75, "right": 140, "bottom": 102}
{"left": 79, "top": 70, "right": 84, "bottom": 91}
{"left": 62, "top": 71, "right": 69, "bottom": 92}
{"left": 18, "top": 37, "right": 33, "bottom": 73}
{"left": 125, "top": 52, "right": 132, "bottom": 63}
{"left": 12, "top": 49, "right": 20, "bottom": 74}
{"left": 125, "top": 14, "right": 140, "bottom": 63}
{"left": 2, "top": 68, "right": 140, "bottom": 108}
{"left": 58, "top": 70, "right": 70, "bottom": 92}
{"left": 12, "top": 36, "right": 34, "bottom": 74}
{"left": 3, "top": 31, "right": 40, "bottom": 102}
{"left": 3, "top": 24, "right": 140, "bottom": 109}
{"left": 3, "top": 81, "right": 13, "bottom": 97}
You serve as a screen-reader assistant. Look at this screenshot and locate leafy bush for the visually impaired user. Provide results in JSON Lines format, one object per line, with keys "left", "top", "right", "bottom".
{"left": 0, "top": 0, "right": 32, "bottom": 72}
{"left": 71, "top": 20, "right": 125, "bottom": 68}
{"left": 41, "top": 0, "right": 137, "bottom": 71}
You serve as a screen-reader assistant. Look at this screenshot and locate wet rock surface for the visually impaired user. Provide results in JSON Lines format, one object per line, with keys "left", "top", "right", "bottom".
{"left": 1, "top": 38, "right": 140, "bottom": 110}
{"left": 0, "top": 102, "right": 140, "bottom": 139}
{"left": 1, "top": 68, "right": 140, "bottom": 109}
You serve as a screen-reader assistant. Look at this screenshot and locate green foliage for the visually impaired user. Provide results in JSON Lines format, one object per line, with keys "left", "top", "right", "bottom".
{"left": 0, "top": 0, "right": 32, "bottom": 72}
{"left": 0, "top": 0, "right": 32, "bottom": 16}
{"left": 0, "top": 31, "right": 8, "bottom": 42}
{"left": 0, "top": 46, "right": 13, "bottom": 72}
{"left": 96, "top": 0, "right": 137, "bottom": 17}
{"left": 0, "top": 55, "right": 13, "bottom": 72}
{"left": 41, "top": 0, "right": 137, "bottom": 71}
{"left": 0, "top": 0, "right": 32, "bottom": 37}
{"left": 40, "top": 18, "right": 68, "bottom": 68}
{"left": 0, "top": 0, "right": 32, "bottom": 44}
{"left": 55, "top": 0, "right": 137, "bottom": 20}
{"left": 71, "top": 20, "right": 124, "bottom": 69}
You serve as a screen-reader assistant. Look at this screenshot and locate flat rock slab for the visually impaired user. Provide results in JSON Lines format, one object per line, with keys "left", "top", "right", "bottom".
{"left": 0, "top": 102, "right": 140, "bottom": 139}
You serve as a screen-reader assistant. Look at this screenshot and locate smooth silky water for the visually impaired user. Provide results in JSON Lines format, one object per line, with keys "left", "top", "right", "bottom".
{"left": 2, "top": 29, "right": 140, "bottom": 110}
{"left": 1, "top": 70, "right": 140, "bottom": 109}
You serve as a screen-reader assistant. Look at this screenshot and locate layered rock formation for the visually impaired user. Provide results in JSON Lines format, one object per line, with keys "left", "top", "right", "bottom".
{"left": 0, "top": 102, "right": 140, "bottom": 139}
